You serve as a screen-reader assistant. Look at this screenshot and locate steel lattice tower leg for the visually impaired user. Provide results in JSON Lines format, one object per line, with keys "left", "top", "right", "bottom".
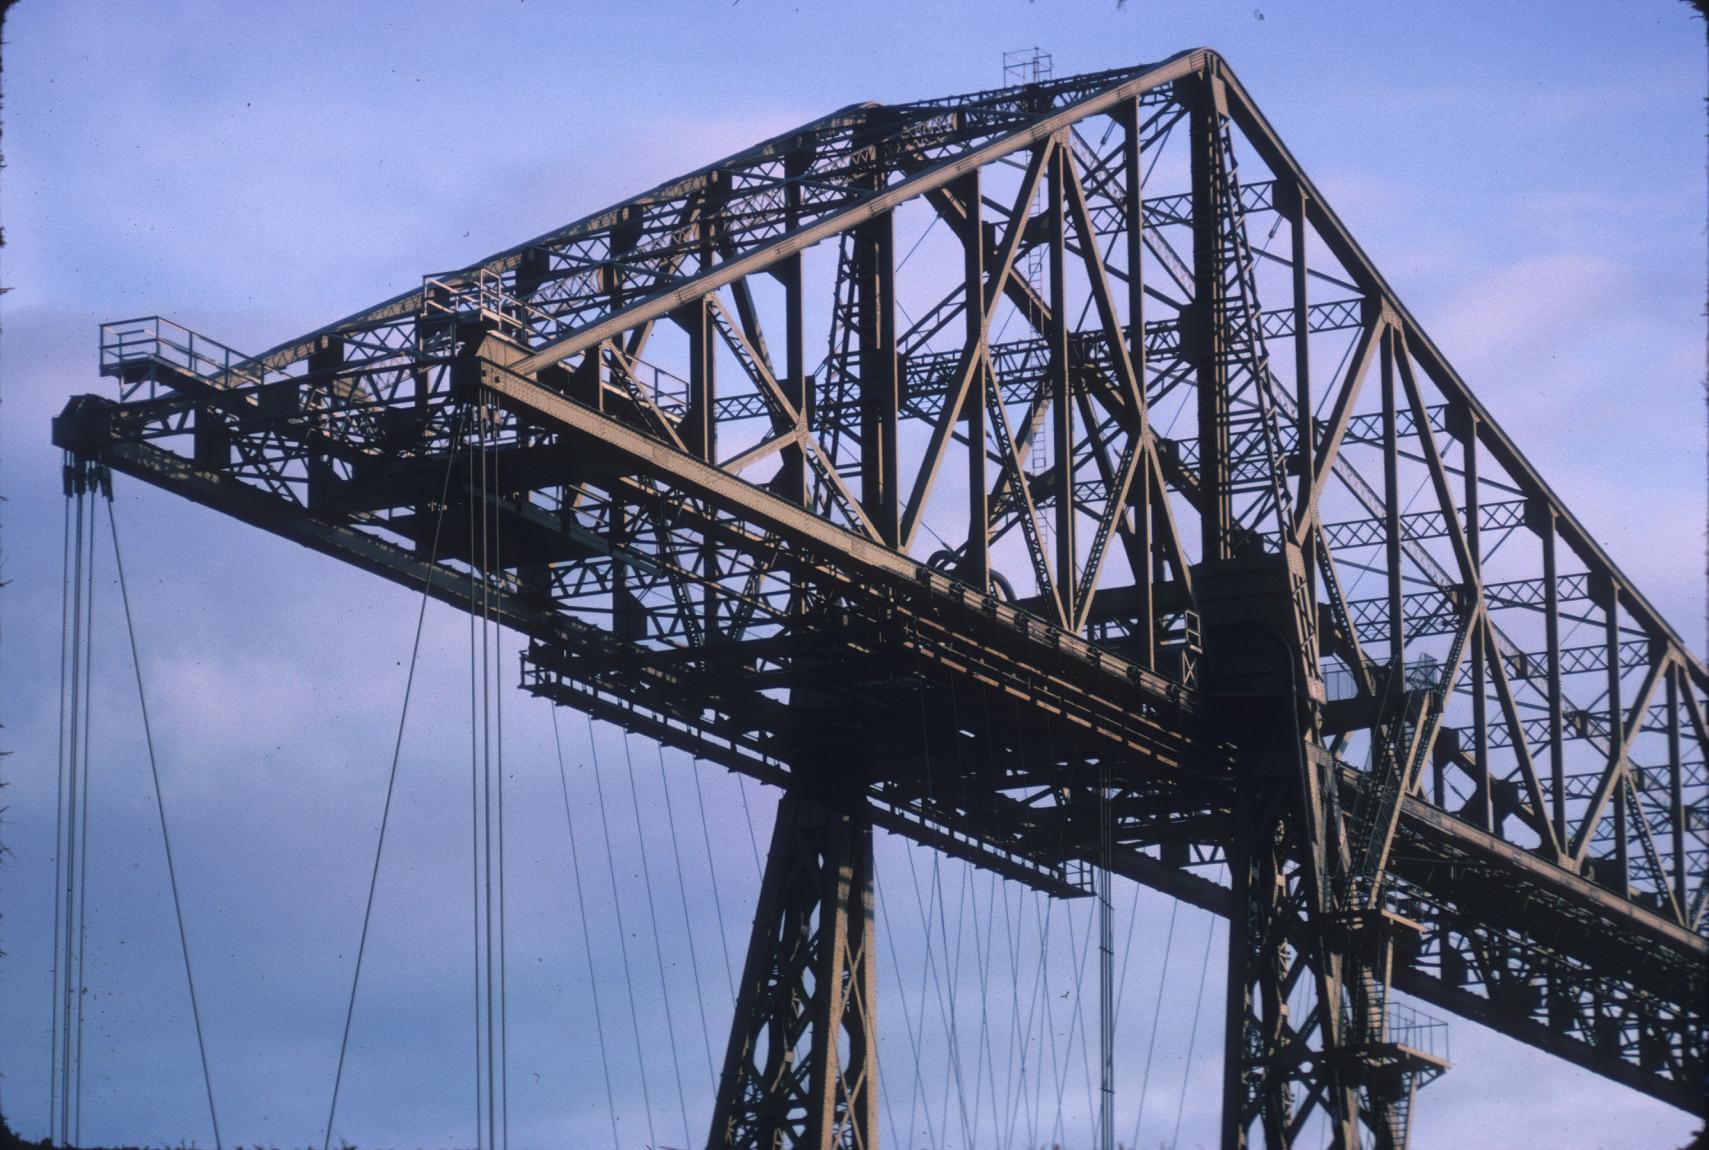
{"left": 1203, "top": 551, "right": 1444, "bottom": 1149}
{"left": 709, "top": 791, "right": 878, "bottom": 1150}
{"left": 1220, "top": 783, "right": 1363, "bottom": 1150}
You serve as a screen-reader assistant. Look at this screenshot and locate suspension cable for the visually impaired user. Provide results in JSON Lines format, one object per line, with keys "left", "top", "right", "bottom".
{"left": 912, "top": 685, "right": 973, "bottom": 1142}
{"left": 687, "top": 758, "right": 738, "bottom": 1005}
{"left": 56, "top": 477, "right": 86, "bottom": 1144}
{"left": 478, "top": 406, "right": 498, "bottom": 1150}
{"left": 322, "top": 407, "right": 463, "bottom": 1150}
{"left": 1097, "top": 757, "right": 1114, "bottom": 1150}
{"left": 1170, "top": 913, "right": 1220, "bottom": 1150}
{"left": 619, "top": 733, "right": 693, "bottom": 1147}
{"left": 874, "top": 865, "right": 938, "bottom": 1150}
{"left": 549, "top": 706, "right": 621, "bottom": 1150}
{"left": 73, "top": 494, "right": 97, "bottom": 1148}
{"left": 467, "top": 425, "right": 484, "bottom": 1150}
{"left": 49, "top": 484, "right": 71, "bottom": 1143}
{"left": 654, "top": 744, "right": 719, "bottom": 1092}
{"left": 489, "top": 400, "right": 513, "bottom": 1150}
{"left": 585, "top": 714, "right": 659, "bottom": 1150}
{"left": 108, "top": 493, "right": 224, "bottom": 1150}
{"left": 1128, "top": 895, "right": 1180, "bottom": 1150}
{"left": 734, "top": 772, "right": 764, "bottom": 881}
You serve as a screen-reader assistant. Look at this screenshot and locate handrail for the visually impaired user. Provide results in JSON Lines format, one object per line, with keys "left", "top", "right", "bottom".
{"left": 98, "top": 316, "right": 278, "bottom": 401}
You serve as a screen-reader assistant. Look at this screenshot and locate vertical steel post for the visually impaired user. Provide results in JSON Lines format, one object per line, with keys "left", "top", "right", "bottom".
{"left": 960, "top": 169, "right": 990, "bottom": 590}
{"left": 684, "top": 296, "right": 719, "bottom": 640}
{"left": 1465, "top": 414, "right": 1492, "bottom": 831}
{"left": 858, "top": 210, "right": 900, "bottom": 547}
{"left": 1047, "top": 137, "right": 1076, "bottom": 623}
{"left": 779, "top": 147, "right": 811, "bottom": 510}
{"left": 1606, "top": 587, "right": 1629, "bottom": 890}
{"left": 1288, "top": 182, "right": 1315, "bottom": 619}
{"left": 1666, "top": 666, "right": 1685, "bottom": 915}
{"left": 1120, "top": 97, "right": 1156, "bottom": 667}
{"left": 1188, "top": 74, "right": 1232, "bottom": 562}
{"left": 1542, "top": 510, "right": 1566, "bottom": 847}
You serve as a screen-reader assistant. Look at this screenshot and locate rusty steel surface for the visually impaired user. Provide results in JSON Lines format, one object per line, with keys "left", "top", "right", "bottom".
{"left": 55, "top": 47, "right": 1707, "bottom": 1147}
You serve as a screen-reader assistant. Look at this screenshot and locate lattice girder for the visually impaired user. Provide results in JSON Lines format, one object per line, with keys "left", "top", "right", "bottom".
{"left": 55, "top": 46, "right": 1708, "bottom": 1139}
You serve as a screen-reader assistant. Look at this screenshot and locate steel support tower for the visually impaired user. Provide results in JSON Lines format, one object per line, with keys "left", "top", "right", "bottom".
{"left": 55, "top": 49, "right": 1707, "bottom": 1149}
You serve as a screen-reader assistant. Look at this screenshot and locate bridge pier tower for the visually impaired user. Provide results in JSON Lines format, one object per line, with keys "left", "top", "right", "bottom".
{"left": 709, "top": 791, "right": 878, "bottom": 1150}
{"left": 1202, "top": 550, "right": 1447, "bottom": 1149}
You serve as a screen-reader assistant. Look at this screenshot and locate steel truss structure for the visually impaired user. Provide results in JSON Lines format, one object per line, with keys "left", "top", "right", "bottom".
{"left": 55, "top": 48, "right": 1706, "bottom": 1148}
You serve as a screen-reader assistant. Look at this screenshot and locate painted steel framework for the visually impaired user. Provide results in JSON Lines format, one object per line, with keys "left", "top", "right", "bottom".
{"left": 54, "top": 48, "right": 1706, "bottom": 1148}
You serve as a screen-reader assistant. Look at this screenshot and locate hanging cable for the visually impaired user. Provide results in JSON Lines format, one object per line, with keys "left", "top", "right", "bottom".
{"left": 874, "top": 865, "right": 935, "bottom": 1150}
{"left": 478, "top": 403, "right": 499, "bottom": 1150}
{"left": 1111, "top": 876, "right": 1143, "bottom": 1025}
{"left": 323, "top": 407, "right": 464, "bottom": 1150}
{"left": 56, "top": 472, "right": 87, "bottom": 1145}
{"left": 1070, "top": 889, "right": 1103, "bottom": 1147}
{"left": 945, "top": 687, "right": 1005, "bottom": 1149}
{"left": 1018, "top": 895, "right": 1045, "bottom": 1141}
{"left": 467, "top": 421, "right": 484, "bottom": 1150}
{"left": 911, "top": 685, "right": 974, "bottom": 1143}
{"left": 73, "top": 489, "right": 98, "bottom": 1148}
{"left": 49, "top": 481, "right": 71, "bottom": 1144}
{"left": 1047, "top": 895, "right": 1097, "bottom": 1149}
{"left": 620, "top": 733, "right": 693, "bottom": 1147}
{"left": 734, "top": 772, "right": 764, "bottom": 881}
{"left": 490, "top": 401, "right": 512, "bottom": 1150}
{"left": 52, "top": 461, "right": 103, "bottom": 1146}
{"left": 654, "top": 744, "right": 719, "bottom": 1092}
{"left": 967, "top": 868, "right": 1001, "bottom": 1149}
{"left": 585, "top": 714, "right": 659, "bottom": 1150}
{"left": 688, "top": 760, "right": 738, "bottom": 1005}
{"left": 108, "top": 491, "right": 224, "bottom": 1150}
{"left": 1097, "top": 757, "right": 1114, "bottom": 1150}
{"left": 896, "top": 842, "right": 941, "bottom": 1146}
{"left": 1128, "top": 896, "right": 1180, "bottom": 1150}
{"left": 997, "top": 883, "right": 1018, "bottom": 1150}
{"left": 1169, "top": 914, "right": 1220, "bottom": 1150}
{"left": 932, "top": 853, "right": 973, "bottom": 1145}
{"left": 550, "top": 707, "right": 622, "bottom": 1150}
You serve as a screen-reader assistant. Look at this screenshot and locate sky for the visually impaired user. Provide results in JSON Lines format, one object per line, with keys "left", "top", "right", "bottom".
{"left": 0, "top": 2, "right": 1705, "bottom": 1149}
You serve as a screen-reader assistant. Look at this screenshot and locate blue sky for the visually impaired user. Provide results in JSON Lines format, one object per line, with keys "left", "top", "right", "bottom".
{"left": 1, "top": 2, "right": 1704, "bottom": 1148}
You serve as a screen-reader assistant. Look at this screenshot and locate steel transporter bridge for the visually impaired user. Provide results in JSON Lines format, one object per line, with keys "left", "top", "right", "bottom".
{"left": 53, "top": 48, "right": 1707, "bottom": 1150}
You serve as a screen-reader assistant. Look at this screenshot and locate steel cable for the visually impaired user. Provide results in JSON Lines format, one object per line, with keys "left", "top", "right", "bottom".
{"left": 912, "top": 686, "right": 974, "bottom": 1144}
{"left": 108, "top": 495, "right": 224, "bottom": 1150}
{"left": 322, "top": 408, "right": 463, "bottom": 1150}
{"left": 73, "top": 495, "right": 97, "bottom": 1147}
{"left": 585, "top": 715, "right": 659, "bottom": 1150}
{"left": 477, "top": 412, "right": 499, "bottom": 1150}
{"left": 1127, "top": 895, "right": 1179, "bottom": 1150}
{"left": 687, "top": 758, "right": 738, "bottom": 1005}
{"left": 467, "top": 435, "right": 485, "bottom": 1150}
{"left": 874, "top": 866, "right": 934, "bottom": 1149}
{"left": 48, "top": 486, "right": 70, "bottom": 1140}
{"left": 619, "top": 733, "right": 693, "bottom": 1147}
{"left": 492, "top": 423, "right": 511, "bottom": 1150}
{"left": 550, "top": 707, "right": 622, "bottom": 1150}
{"left": 1169, "top": 914, "right": 1219, "bottom": 1150}
{"left": 654, "top": 744, "right": 720, "bottom": 1094}
{"left": 56, "top": 485, "right": 86, "bottom": 1143}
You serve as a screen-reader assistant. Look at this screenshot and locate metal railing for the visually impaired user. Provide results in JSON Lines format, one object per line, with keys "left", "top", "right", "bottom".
{"left": 99, "top": 316, "right": 272, "bottom": 400}
{"left": 1324, "top": 656, "right": 1443, "bottom": 703}
{"left": 1386, "top": 999, "right": 1451, "bottom": 1064}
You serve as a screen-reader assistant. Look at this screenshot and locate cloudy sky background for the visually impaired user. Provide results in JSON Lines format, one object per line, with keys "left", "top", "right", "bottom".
{"left": 1, "top": 2, "right": 1704, "bottom": 1148}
